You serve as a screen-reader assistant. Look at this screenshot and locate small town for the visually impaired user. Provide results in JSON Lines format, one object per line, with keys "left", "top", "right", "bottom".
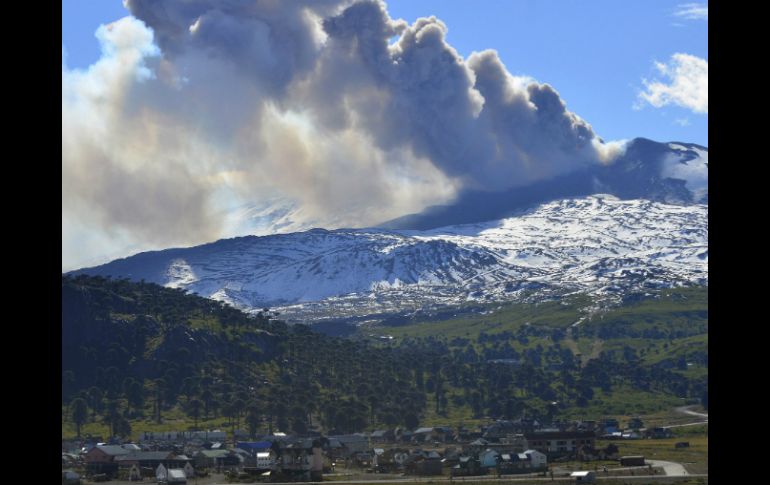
{"left": 62, "top": 416, "right": 701, "bottom": 484}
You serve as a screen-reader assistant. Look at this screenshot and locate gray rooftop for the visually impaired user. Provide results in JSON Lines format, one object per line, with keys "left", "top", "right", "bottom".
{"left": 93, "top": 445, "right": 132, "bottom": 456}
{"left": 115, "top": 451, "right": 174, "bottom": 462}
{"left": 197, "top": 450, "right": 232, "bottom": 458}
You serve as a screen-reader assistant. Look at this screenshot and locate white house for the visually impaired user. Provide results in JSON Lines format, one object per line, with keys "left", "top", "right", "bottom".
{"left": 524, "top": 449, "right": 547, "bottom": 470}
{"left": 183, "top": 462, "right": 195, "bottom": 478}
{"left": 156, "top": 463, "right": 167, "bottom": 482}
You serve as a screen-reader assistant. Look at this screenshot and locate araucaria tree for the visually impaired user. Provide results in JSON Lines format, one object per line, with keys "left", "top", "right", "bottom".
{"left": 70, "top": 398, "right": 88, "bottom": 438}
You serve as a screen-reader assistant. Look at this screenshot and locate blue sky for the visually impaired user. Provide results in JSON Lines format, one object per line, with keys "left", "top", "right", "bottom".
{"left": 62, "top": 0, "right": 708, "bottom": 146}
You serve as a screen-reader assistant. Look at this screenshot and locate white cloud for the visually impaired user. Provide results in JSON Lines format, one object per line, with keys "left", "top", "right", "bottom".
{"left": 675, "top": 118, "right": 691, "bottom": 126}
{"left": 674, "top": 3, "right": 708, "bottom": 21}
{"left": 637, "top": 53, "right": 708, "bottom": 114}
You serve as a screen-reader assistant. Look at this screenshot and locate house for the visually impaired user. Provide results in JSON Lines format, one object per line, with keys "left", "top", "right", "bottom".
{"left": 329, "top": 434, "right": 369, "bottom": 456}
{"left": 276, "top": 438, "right": 324, "bottom": 481}
{"left": 84, "top": 445, "right": 132, "bottom": 477}
{"left": 468, "top": 438, "right": 490, "bottom": 452}
{"left": 479, "top": 449, "right": 500, "bottom": 468}
{"left": 412, "top": 427, "right": 435, "bottom": 443}
{"left": 156, "top": 464, "right": 168, "bottom": 482}
{"left": 324, "top": 438, "right": 346, "bottom": 460}
{"left": 374, "top": 448, "right": 410, "bottom": 472}
{"left": 451, "top": 456, "right": 485, "bottom": 477}
{"left": 523, "top": 449, "right": 547, "bottom": 470}
{"left": 571, "top": 471, "right": 596, "bottom": 483}
{"left": 114, "top": 451, "right": 189, "bottom": 471}
{"left": 524, "top": 431, "right": 596, "bottom": 456}
{"left": 236, "top": 441, "right": 275, "bottom": 467}
{"left": 194, "top": 450, "right": 241, "bottom": 471}
{"left": 494, "top": 449, "right": 546, "bottom": 474}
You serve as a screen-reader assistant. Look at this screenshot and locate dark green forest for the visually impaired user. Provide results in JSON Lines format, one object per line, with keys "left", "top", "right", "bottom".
{"left": 62, "top": 275, "right": 707, "bottom": 440}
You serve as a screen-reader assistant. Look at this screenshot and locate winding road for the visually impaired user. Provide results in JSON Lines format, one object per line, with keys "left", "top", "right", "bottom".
{"left": 661, "top": 405, "right": 708, "bottom": 429}
{"left": 674, "top": 405, "right": 708, "bottom": 419}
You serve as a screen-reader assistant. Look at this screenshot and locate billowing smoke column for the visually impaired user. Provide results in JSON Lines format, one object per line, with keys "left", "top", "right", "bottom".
{"left": 63, "top": 0, "right": 623, "bottom": 269}
{"left": 312, "top": 0, "right": 621, "bottom": 189}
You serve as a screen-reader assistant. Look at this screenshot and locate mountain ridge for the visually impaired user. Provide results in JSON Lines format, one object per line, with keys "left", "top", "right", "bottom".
{"left": 70, "top": 195, "right": 707, "bottom": 322}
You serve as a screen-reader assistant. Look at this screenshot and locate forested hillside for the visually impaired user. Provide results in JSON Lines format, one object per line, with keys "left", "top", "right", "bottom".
{"left": 62, "top": 276, "right": 707, "bottom": 439}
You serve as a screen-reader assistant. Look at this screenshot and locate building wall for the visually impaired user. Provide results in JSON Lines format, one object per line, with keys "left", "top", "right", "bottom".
{"left": 526, "top": 451, "right": 547, "bottom": 469}
{"left": 85, "top": 449, "right": 112, "bottom": 464}
{"left": 528, "top": 437, "right": 594, "bottom": 453}
{"left": 256, "top": 452, "right": 276, "bottom": 469}
{"left": 479, "top": 451, "right": 499, "bottom": 468}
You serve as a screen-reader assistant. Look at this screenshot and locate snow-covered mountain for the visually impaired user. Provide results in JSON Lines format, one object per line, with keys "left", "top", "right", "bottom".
{"left": 71, "top": 193, "right": 707, "bottom": 322}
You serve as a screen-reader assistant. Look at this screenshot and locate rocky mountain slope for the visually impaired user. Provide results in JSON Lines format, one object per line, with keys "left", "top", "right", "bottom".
{"left": 71, "top": 194, "right": 707, "bottom": 322}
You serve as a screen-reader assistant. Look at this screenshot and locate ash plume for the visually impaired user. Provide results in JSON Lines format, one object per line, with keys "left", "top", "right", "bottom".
{"left": 63, "top": 0, "right": 624, "bottom": 269}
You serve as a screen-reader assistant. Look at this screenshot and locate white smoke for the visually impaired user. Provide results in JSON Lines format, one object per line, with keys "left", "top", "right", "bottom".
{"left": 63, "top": 0, "right": 623, "bottom": 269}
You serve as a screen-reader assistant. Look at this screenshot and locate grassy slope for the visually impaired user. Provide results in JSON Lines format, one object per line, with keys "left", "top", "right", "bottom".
{"left": 380, "top": 295, "right": 590, "bottom": 341}
{"left": 371, "top": 286, "right": 708, "bottom": 425}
